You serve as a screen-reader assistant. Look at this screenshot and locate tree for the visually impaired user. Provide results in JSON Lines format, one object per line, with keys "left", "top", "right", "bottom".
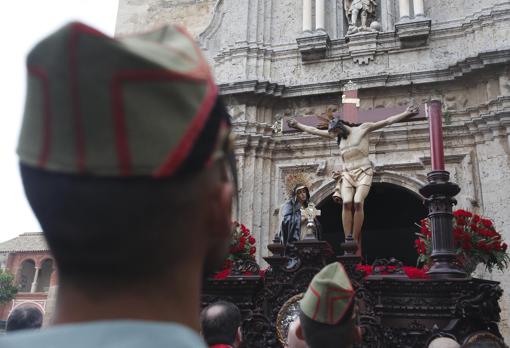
{"left": 0, "top": 270, "right": 18, "bottom": 304}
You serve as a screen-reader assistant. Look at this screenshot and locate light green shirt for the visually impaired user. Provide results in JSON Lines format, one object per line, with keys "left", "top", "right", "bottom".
{"left": 0, "top": 320, "right": 207, "bottom": 348}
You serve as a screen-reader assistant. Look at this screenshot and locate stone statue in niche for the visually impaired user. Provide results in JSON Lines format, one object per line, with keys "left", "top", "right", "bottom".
{"left": 344, "top": 0, "right": 381, "bottom": 34}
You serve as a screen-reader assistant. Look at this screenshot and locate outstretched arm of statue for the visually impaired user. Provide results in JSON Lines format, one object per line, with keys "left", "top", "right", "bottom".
{"left": 287, "top": 118, "right": 334, "bottom": 139}
{"left": 362, "top": 104, "right": 419, "bottom": 133}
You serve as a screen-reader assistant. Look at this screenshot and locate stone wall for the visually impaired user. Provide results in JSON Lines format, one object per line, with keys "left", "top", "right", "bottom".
{"left": 116, "top": 0, "right": 510, "bottom": 341}
{"left": 116, "top": 0, "right": 217, "bottom": 38}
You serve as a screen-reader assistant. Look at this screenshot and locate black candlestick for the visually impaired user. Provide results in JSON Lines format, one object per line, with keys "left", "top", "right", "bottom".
{"left": 419, "top": 171, "right": 467, "bottom": 278}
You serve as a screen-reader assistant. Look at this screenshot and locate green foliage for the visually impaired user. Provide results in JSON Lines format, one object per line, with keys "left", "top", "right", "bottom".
{"left": 0, "top": 270, "right": 18, "bottom": 304}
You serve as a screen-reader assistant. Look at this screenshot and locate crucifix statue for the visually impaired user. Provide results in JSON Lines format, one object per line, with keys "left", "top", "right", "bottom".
{"left": 287, "top": 82, "right": 419, "bottom": 256}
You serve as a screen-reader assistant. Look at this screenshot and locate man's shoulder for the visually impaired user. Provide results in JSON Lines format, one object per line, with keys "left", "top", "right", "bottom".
{"left": 0, "top": 321, "right": 207, "bottom": 348}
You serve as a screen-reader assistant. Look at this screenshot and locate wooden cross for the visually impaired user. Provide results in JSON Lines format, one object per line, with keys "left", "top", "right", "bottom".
{"left": 342, "top": 80, "right": 360, "bottom": 124}
{"left": 281, "top": 81, "right": 425, "bottom": 133}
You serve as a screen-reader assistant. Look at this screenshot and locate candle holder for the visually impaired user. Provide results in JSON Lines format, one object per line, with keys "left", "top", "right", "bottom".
{"left": 419, "top": 171, "right": 467, "bottom": 278}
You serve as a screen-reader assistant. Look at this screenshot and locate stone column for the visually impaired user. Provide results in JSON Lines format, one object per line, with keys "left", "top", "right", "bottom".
{"left": 30, "top": 267, "right": 40, "bottom": 293}
{"left": 303, "top": 0, "right": 313, "bottom": 32}
{"left": 398, "top": 0, "right": 410, "bottom": 20}
{"left": 413, "top": 0, "right": 425, "bottom": 17}
{"left": 315, "top": 0, "right": 325, "bottom": 30}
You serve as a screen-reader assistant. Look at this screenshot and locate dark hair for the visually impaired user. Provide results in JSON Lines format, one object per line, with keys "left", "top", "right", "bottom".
{"left": 328, "top": 118, "right": 359, "bottom": 144}
{"left": 299, "top": 305, "right": 357, "bottom": 348}
{"left": 6, "top": 307, "right": 43, "bottom": 332}
{"left": 462, "top": 341, "right": 506, "bottom": 348}
{"left": 200, "top": 301, "right": 241, "bottom": 346}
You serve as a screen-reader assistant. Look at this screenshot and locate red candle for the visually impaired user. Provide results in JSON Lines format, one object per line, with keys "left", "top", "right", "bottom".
{"left": 426, "top": 100, "right": 445, "bottom": 171}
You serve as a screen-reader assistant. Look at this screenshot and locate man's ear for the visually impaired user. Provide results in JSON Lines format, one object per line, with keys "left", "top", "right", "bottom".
{"left": 235, "top": 326, "right": 242, "bottom": 344}
{"left": 295, "top": 321, "right": 304, "bottom": 340}
{"left": 208, "top": 180, "right": 234, "bottom": 239}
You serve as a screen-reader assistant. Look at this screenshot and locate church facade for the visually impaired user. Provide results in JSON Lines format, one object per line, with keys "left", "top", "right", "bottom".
{"left": 116, "top": 0, "right": 510, "bottom": 339}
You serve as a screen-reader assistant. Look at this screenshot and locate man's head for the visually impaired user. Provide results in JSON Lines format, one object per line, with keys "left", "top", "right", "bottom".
{"left": 17, "top": 22, "right": 236, "bottom": 292}
{"left": 427, "top": 337, "right": 460, "bottom": 348}
{"left": 327, "top": 117, "right": 350, "bottom": 143}
{"left": 200, "top": 301, "right": 242, "bottom": 347}
{"left": 6, "top": 307, "right": 43, "bottom": 332}
{"left": 298, "top": 262, "right": 360, "bottom": 348}
{"left": 461, "top": 332, "right": 507, "bottom": 348}
{"left": 286, "top": 317, "right": 308, "bottom": 348}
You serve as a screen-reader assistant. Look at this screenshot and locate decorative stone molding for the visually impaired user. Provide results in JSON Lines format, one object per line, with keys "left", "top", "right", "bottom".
{"left": 219, "top": 80, "right": 286, "bottom": 97}
{"left": 280, "top": 50, "right": 510, "bottom": 98}
{"left": 296, "top": 31, "right": 330, "bottom": 61}
{"left": 198, "top": 0, "right": 225, "bottom": 47}
{"left": 346, "top": 32, "right": 378, "bottom": 65}
{"left": 396, "top": 19, "right": 431, "bottom": 48}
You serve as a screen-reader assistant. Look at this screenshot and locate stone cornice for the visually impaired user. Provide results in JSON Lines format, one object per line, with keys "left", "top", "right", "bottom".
{"left": 219, "top": 49, "right": 510, "bottom": 98}
{"left": 220, "top": 80, "right": 285, "bottom": 97}
{"left": 283, "top": 49, "right": 510, "bottom": 97}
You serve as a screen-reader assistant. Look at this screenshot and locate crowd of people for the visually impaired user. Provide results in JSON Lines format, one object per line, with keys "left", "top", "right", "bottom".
{"left": 0, "top": 20, "right": 506, "bottom": 348}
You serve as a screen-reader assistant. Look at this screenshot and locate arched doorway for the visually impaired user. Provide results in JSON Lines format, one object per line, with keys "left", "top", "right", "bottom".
{"left": 316, "top": 182, "right": 427, "bottom": 266}
{"left": 36, "top": 259, "right": 54, "bottom": 293}
{"left": 17, "top": 259, "right": 36, "bottom": 293}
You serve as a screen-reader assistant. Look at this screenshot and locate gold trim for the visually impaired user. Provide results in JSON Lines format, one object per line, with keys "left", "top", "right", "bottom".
{"left": 285, "top": 172, "right": 311, "bottom": 198}
{"left": 275, "top": 292, "right": 304, "bottom": 346}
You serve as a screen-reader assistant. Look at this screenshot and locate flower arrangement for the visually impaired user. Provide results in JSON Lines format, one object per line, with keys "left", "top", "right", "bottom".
{"left": 212, "top": 221, "right": 258, "bottom": 279}
{"left": 415, "top": 209, "right": 509, "bottom": 273}
{"left": 226, "top": 221, "right": 257, "bottom": 264}
{"left": 356, "top": 264, "right": 429, "bottom": 279}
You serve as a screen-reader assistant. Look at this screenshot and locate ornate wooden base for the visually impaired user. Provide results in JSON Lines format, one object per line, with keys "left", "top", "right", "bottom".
{"left": 202, "top": 239, "right": 505, "bottom": 347}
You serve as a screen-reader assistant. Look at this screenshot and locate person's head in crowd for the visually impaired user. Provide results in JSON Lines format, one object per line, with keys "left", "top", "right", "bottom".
{"left": 6, "top": 307, "right": 43, "bottom": 332}
{"left": 461, "top": 332, "right": 507, "bottom": 348}
{"left": 200, "top": 301, "right": 242, "bottom": 348}
{"left": 427, "top": 337, "right": 460, "bottom": 348}
{"left": 17, "top": 21, "right": 236, "bottom": 332}
{"left": 286, "top": 317, "right": 308, "bottom": 348}
{"left": 297, "top": 262, "right": 360, "bottom": 348}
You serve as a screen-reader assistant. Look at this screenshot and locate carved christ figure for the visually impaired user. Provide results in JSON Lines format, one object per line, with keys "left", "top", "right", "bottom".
{"left": 287, "top": 104, "right": 419, "bottom": 254}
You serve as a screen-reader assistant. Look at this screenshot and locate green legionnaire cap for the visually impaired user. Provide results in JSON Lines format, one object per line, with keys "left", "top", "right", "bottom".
{"left": 300, "top": 262, "right": 355, "bottom": 325}
{"left": 18, "top": 21, "right": 233, "bottom": 178}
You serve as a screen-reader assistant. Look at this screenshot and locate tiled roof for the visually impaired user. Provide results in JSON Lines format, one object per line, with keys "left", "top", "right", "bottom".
{"left": 0, "top": 233, "right": 49, "bottom": 253}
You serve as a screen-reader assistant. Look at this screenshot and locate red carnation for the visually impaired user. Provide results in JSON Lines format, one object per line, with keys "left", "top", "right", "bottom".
{"left": 462, "top": 240, "right": 472, "bottom": 251}
{"left": 476, "top": 240, "right": 488, "bottom": 251}
{"left": 213, "top": 269, "right": 231, "bottom": 280}
{"left": 481, "top": 218, "right": 493, "bottom": 228}
{"left": 249, "top": 247, "right": 256, "bottom": 255}
{"left": 249, "top": 236, "right": 256, "bottom": 245}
